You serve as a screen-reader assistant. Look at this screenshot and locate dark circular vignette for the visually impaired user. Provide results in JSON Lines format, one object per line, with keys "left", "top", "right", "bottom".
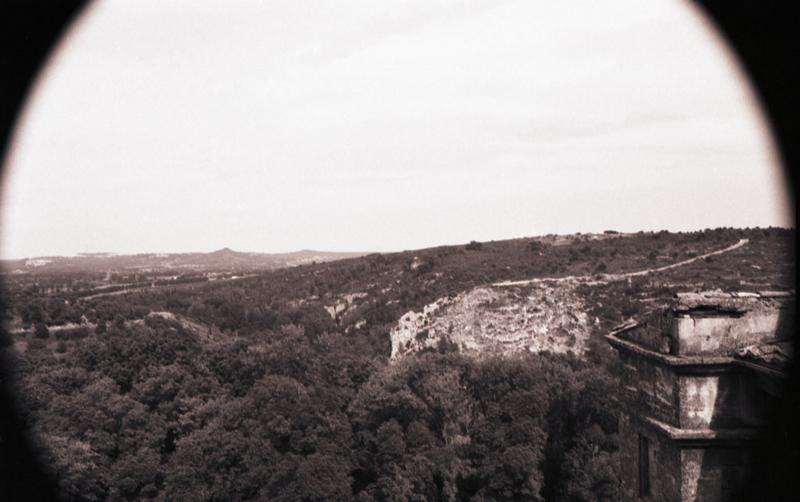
{"left": 1, "top": 3, "right": 92, "bottom": 499}
{"left": 690, "top": 3, "right": 798, "bottom": 501}
{"left": 0, "top": 1, "right": 796, "bottom": 500}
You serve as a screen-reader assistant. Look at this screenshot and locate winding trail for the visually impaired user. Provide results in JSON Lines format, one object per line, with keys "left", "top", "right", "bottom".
{"left": 492, "top": 238, "right": 749, "bottom": 287}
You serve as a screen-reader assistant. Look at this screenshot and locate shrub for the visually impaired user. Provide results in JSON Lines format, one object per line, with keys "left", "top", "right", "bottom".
{"left": 54, "top": 327, "right": 90, "bottom": 340}
{"left": 527, "top": 241, "right": 544, "bottom": 253}
{"left": 34, "top": 322, "right": 50, "bottom": 339}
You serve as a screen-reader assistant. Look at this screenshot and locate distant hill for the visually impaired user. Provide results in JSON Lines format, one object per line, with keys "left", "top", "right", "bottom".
{"left": 0, "top": 248, "right": 365, "bottom": 274}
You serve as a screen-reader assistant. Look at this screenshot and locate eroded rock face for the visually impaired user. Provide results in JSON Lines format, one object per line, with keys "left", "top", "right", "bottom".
{"left": 390, "top": 282, "right": 592, "bottom": 360}
{"left": 324, "top": 292, "right": 368, "bottom": 321}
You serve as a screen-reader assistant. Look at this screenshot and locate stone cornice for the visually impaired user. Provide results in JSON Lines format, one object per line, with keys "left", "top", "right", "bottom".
{"left": 606, "top": 332, "right": 790, "bottom": 378}
{"left": 641, "top": 416, "right": 764, "bottom": 447}
{"left": 605, "top": 333, "right": 738, "bottom": 375}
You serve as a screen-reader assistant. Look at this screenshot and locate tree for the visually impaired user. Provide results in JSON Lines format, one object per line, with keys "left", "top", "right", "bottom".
{"left": 34, "top": 321, "right": 50, "bottom": 339}
{"left": 277, "top": 454, "right": 353, "bottom": 501}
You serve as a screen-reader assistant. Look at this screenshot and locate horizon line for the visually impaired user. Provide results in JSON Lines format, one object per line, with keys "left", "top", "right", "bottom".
{"left": 2, "top": 225, "right": 794, "bottom": 261}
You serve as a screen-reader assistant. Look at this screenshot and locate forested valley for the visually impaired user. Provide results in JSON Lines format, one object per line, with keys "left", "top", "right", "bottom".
{"left": 0, "top": 227, "right": 794, "bottom": 501}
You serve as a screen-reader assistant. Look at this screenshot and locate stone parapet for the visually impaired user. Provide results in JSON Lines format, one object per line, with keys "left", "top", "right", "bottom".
{"left": 614, "top": 290, "right": 794, "bottom": 358}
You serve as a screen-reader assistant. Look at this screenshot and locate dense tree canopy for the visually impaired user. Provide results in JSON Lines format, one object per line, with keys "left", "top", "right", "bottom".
{"left": 8, "top": 315, "right": 621, "bottom": 501}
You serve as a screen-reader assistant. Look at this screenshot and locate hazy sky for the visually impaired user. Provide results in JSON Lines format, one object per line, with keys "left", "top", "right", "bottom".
{"left": 1, "top": 0, "right": 792, "bottom": 258}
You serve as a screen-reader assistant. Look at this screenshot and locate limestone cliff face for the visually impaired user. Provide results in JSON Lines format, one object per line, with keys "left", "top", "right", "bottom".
{"left": 390, "top": 282, "right": 593, "bottom": 360}
{"left": 324, "top": 292, "right": 368, "bottom": 321}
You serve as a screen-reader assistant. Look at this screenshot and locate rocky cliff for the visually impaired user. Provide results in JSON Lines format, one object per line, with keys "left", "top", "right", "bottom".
{"left": 390, "top": 281, "right": 594, "bottom": 359}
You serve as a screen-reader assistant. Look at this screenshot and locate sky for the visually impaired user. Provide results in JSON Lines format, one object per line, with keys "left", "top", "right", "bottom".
{"left": 0, "top": 0, "right": 792, "bottom": 258}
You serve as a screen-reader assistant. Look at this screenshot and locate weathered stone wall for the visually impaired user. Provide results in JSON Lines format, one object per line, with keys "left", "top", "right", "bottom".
{"left": 619, "top": 309, "right": 673, "bottom": 354}
{"left": 677, "top": 375, "right": 725, "bottom": 429}
{"left": 680, "top": 447, "right": 754, "bottom": 502}
{"left": 673, "top": 308, "right": 791, "bottom": 356}
{"left": 619, "top": 350, "right": 680, "bottom": 426}
{"left": 619, "top": 413, "right": 759, "bottom": 502}
{"left": 618, "top": 412, "right": 682, "bottom": 501}
{"left": 677, "top": 373, "right": 770, "bottom": 429}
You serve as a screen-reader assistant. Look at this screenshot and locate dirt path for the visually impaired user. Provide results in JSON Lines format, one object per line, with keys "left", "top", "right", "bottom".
{"left": 492, "top": 238, "right": 749, "bottom": 287}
